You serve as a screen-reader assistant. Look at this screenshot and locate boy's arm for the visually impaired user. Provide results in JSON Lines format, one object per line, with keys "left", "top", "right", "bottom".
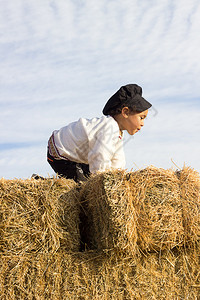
{"left": 111, "top": 142, "right": 126, "bottom": 169}
{"left": 88, "top": 128, "right": 115, "bottom": 173}
{"left": 88, "top": 126, "right": 125, "bottom": 173}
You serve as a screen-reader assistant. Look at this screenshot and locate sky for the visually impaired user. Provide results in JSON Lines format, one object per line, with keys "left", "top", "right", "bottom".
{"left": 0, "top": 0, "right": 200, "bottom": 179}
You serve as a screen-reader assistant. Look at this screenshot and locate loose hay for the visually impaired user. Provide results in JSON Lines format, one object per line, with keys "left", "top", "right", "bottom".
{"left": 0, "top": 177, "right": 80, "bottom": 255}
{"left": 176, "top": 166, "right": 200, "bottom": 246}
{"left": 80, "top": 170, "right": 137, "bottom": 256}
{"left": 128, "top": 166, "right": 184, "bottom": 252}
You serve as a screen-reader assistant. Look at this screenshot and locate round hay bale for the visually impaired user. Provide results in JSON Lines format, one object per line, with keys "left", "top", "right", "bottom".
{"left": 80, "top": 170, "right": 137, "bottom": 256}
{"left": 128, "top": 166, "right": 184, "bottom": 252}
{"left": 0, "top": 177, "right": 80, "bottom": 255}
{"left": 176, "top": 166, "right": 200, "bottom": 246}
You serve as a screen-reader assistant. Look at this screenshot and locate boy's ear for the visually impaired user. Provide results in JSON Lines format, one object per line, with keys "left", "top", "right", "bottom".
{"left": 121, "top": 107, "right": 130, "bottom": 118}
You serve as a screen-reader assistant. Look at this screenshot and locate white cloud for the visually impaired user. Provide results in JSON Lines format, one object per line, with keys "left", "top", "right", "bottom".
{"left": 0, "top": 0, "right": 199, "bottom": 178}
{"left": 0, "top": 145, "right": 52, "bottom": 179}
{"left": 124, "top": 100, "right": 200, "bottom": 172}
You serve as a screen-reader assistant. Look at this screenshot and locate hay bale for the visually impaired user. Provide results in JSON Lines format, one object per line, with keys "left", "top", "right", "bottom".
{"left": 128, "top": 166, "right": 184, "bottom": 252}
{"left": 1, "top": 247, "right": 200, "bottom": 299}
{"left": 0, "top": 251, "right": 137, "bottom": 300}
{"left": 131, "top": 247, "right": 200, "bottom": 299}
{"left": 0, "top": 177, "right": 80, "bottom": 255}
{"left": 176, "top": 166, "right": 200, "bottom": 246}
{"left": 1, "top": 166, "right": 200, "bottom": 299}
{"left": 80, "top": 170, "right": 137, "bottom": 256}
{"left": 0, "top": 252, "right": 65, "bottom": 300}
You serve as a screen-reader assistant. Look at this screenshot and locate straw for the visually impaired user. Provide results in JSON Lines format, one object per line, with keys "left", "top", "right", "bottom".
{"left": 128, "top": 166, "right": 184, "bottom": 252}
{"left": 80, "top": 170, "right": 137, "bottom": 256}
{"left": 176, "top": 166, "right": 200, "bottom": 247}
{"left": 0, "top": 177, "right": 80, "bottom": 255}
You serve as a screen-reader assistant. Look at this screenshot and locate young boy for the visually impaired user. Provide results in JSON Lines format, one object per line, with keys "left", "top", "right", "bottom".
{"left": 47, "top": 84, "right": 152, "bottom": 182}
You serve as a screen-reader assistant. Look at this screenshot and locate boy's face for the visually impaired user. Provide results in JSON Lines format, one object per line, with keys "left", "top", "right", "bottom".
{"left": 120, "top": 109, "right": 148, "bottom": 135}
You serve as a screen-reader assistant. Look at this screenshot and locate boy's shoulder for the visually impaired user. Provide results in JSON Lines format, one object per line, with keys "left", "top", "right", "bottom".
{"left": 80, "top": 115, "right": 116, "bottom": 127}
{"left": 82, "top": 115, "right": 114, "bottom": 123}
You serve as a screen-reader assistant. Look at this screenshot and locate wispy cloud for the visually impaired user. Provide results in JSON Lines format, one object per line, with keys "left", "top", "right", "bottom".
{"left": 0, "top": 0, "right": 199, "bottom": 178}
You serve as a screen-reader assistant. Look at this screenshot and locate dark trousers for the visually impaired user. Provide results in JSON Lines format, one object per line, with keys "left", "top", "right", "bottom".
{"left": 47, "top": 151, "right": 90, "bottom": 182}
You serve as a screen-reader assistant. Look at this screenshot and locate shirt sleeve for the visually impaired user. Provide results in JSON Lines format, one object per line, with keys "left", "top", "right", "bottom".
{"left": 111, "top": 139, "right": 126, "bottom": 169}
{"left": 87, "top": 119, "right": 124, "bottom": 173}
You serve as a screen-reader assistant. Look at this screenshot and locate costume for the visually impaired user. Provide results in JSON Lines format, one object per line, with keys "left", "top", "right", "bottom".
{"left": 47, "top": 115, "right": 125, "bottom": 180}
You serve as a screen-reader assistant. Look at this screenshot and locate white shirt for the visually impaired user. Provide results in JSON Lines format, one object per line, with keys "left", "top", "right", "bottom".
{"left": 48, "top": 115, "right": 126, "bottom": 173}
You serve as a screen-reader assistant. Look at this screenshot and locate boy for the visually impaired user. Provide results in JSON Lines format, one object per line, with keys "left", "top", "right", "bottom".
{"left": 47, "top": 84, "right": 152, "bottom": 182}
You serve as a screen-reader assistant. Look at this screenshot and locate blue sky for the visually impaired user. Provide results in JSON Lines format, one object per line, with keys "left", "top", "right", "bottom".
{"left": 0, "top": 0, "right": 200, "bottom": 179}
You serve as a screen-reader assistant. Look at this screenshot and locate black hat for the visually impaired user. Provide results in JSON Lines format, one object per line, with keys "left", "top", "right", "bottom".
{"left": 103, "top": 84, "right": 152, "bottom": 115}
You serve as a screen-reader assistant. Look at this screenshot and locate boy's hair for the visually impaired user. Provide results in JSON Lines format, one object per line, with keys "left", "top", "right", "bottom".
{"left": 102, "top": 84, "right": 152, "bottom": 116}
